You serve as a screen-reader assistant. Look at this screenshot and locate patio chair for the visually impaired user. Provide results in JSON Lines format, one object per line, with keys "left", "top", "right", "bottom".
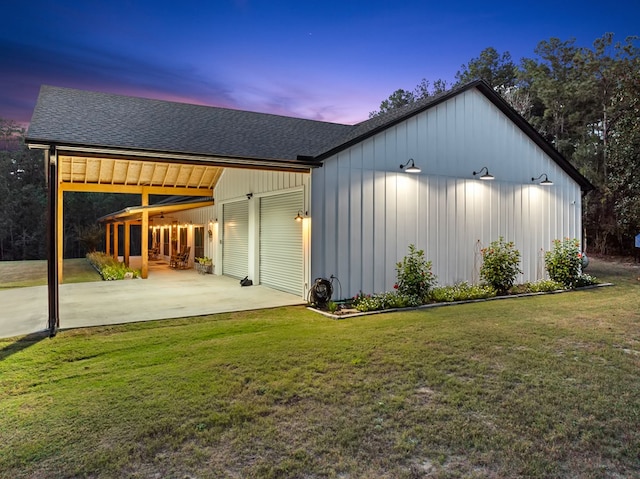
{"left": 170, "top": 245, "right": 187, "bottom": 268}
{"left": 176, "top": 246, "right": 191, "bottom": 269}
{"left": 148, "top": 243, "right": 159, "bottom": 260}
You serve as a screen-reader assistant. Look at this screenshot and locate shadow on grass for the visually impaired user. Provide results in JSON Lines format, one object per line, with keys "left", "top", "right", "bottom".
{"left": 0, "top": 331, "right": 49, "bottom": 362}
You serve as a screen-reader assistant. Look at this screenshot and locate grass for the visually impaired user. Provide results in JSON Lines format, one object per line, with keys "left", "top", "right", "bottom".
{"left": 0, "top": 258, "right": 101, "bottom": 288}
{"left": 0, "top": 258, "right": 639, "bottom": 478}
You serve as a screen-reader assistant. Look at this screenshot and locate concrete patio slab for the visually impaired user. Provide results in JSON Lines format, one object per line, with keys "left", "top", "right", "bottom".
{"left": 0, "top": 259, "right": 305, "bottom": 339}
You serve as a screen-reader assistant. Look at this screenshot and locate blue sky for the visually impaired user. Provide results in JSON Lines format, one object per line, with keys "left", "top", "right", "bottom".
{"left": 1, "top": 0, "right": 638, "bottom": 125}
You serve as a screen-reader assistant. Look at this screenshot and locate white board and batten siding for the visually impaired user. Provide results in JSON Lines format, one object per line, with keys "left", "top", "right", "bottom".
{"left": 172, "top": 206, "right": 218, "bottom": 263}
{"left": 217, "top": 168, "right": 310, "bottom": 298}
{"left": 311, "top": 87, "right": 583, "bottom": 298}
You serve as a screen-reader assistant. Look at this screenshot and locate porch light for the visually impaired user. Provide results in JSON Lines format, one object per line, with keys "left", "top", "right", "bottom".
{"left": 294, "top": 210, "right": 307, "bottom": 222}
{"left": 532, "top": 173, "right": 553, "bottom": 186}
{"left": 399, "top": 158, "right": 421, "bottom": 173}
{"left": 473, "top": 166, "right": 494, "bottom": 180}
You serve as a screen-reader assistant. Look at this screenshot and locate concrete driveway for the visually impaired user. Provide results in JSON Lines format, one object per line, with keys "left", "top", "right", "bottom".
{"left": 0, "top": 260, "right": 305, "bottom": 339}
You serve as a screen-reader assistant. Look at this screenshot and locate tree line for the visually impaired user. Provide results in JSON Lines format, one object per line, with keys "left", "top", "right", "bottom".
{"left": 372, "top": 33, "right": 639, "bottom": 255}
{"left": 0, "top": 119, "right": 144, "bottom": 260}
{"left": 1, "top": 33, "right": 638, "bottom": 260}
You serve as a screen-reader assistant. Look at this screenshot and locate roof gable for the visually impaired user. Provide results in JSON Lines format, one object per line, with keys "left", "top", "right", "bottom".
{"left": 318, "top": 80, "right": 593, "bottom": 191}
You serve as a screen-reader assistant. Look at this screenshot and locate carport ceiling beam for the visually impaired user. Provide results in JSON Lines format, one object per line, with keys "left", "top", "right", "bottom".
{"left": 60, "top": 183, "right": 213, "bottom": 196}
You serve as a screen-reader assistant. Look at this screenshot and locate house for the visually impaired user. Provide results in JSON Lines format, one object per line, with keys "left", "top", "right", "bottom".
{"left": 26, "top": 80, "right": 593, "bottom": 321}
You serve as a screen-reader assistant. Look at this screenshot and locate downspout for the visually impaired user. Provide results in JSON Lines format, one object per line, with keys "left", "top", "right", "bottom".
{"left": 46, "top": 147, "right": 60, "bottom": 337}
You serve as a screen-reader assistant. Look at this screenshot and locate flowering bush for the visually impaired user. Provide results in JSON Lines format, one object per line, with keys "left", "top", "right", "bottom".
{"left": 429, "top": 282, "right": 496, "bottom": 302}
{"left": 574, "top": 273, "right": 599, "bottom": 288}
{"left": 480, "top": 237, "right": 522, "bottom": 294}
{"left": 544, "top": 238, "right": 583, "bottom": 287}
{"left": 395, "top": 244, "right": 437, "bottom": 303}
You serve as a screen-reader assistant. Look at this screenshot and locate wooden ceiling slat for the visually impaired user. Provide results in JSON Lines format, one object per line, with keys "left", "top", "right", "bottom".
{"left": 186, "top": 165, "right": 198, "bottom": 187}
{"left": 161, "top": 164, "right": 171, "bottom": 187}
{"left": 208, "top": 168, "right": 223, "bottom": 189}
{"left": 196, "top": 166, "right": 206, "bottom": 188}
{"left": 124, "top": 160, "right": 131, "bottom": 185}
{"left": 97, "top": 158, "right": 104, "bottom": 184}
{"left": 175, "top": 164, "right": 184, "bottom": 187}
{"left": 149, "top": 163, "right": 158, "bottom": 186}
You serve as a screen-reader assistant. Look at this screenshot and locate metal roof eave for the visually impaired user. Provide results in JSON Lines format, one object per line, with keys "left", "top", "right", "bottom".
{"left": 24, "top": 140, "right": 322, "bottom": 172}
{"left": 98, "top": 199, "right": 214, "bottom": 223}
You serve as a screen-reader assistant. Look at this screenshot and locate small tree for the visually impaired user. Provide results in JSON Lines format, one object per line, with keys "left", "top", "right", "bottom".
{"left": 480, "top": 237, "right": 522, "bottom": 294}
{"left": 544, "top": 238, "right": 582, "bottom": 287}
{"left": 75, "top": 224, "right": 104, "bottom": 254}
{"left": 395, "top": 244, "right": 437, "bottom": 303}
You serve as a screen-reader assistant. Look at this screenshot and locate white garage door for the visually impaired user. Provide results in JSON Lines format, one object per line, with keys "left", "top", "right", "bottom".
{"left": 222, "top": 201, "right": 248, "bottom": 279}
{"left": 260, "top": 191, "right": 303, "bottom": 296}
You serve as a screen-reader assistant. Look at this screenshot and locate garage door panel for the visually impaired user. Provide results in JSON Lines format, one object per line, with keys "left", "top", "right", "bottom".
{"left": 260, "top": 192, "right": 303, "bottom": 296}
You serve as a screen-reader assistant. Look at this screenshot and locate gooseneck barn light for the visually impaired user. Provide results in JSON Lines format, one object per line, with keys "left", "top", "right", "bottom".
{"left": 532, "top": 173, "right": 553, "bottom": 186}
{"left": 399, "top": 158, "right": 421, "bottom": 173}
{"left": 473, "top": 166, "right": 494, "bottom": 180}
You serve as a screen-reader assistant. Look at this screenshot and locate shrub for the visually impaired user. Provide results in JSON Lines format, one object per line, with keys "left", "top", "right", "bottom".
{"left": 86, "top": 252, "right": 140, "bottom": 281}
{"left": 429, "top": 282, "right": 496, "bottom": 302}
{"left": 101, "top": 264, "right": 126, "bottom": 281}
{"left": 574, "top": 274, "right": 599, "bottom": 288}
{"left": 544, "top": 238, "right": 583, "bottom": 287}
{"left": 395, "top": 244, "right": 437, "bottom": 303}
{"left": 480, "top": 237, "right": 522, "bottom": 294}
{"left": 510, "top": 279, "right": 565, "bottom": 294}
{"left": 353, "top": 291, "right": 420, "bottom": 312}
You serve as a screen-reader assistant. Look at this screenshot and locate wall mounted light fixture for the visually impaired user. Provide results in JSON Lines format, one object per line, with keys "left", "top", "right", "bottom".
{"left": 531, "top": 173, "right": 553, "bottom": 186}
{"left": 294, "top": 210, "right": 308, "bottom": 222}
{"left": 399, "top": 158, "right": 421, "bottom": 173}
{"left": 473, "top": 166, "right": 494, "bottom": 180}
{"left": 246, "top": 193, "right": 253, "bottom": 199}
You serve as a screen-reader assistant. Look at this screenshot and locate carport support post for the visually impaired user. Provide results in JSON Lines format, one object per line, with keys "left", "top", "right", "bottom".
{"left": 141, "top": 189, "right": 149, "bottom": 279}
{"left": 57, "top": 185, "right": 64, "bottom": 284}
{"left": 124, "top": 221, "right": 131, "bottom": 266}
{"left": 45, "top": 148, "right": 60, "bottom": 336}
{"left": 105, "top": 223, "right": 111, "bottom": 256}
{"left": 113, "top": 223, "right": 119, "bottom": 260}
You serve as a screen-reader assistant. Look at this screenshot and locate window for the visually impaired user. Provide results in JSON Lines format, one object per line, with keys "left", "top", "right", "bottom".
{"left": 163, "top": 228, "right": 169, "bottom": 256}
{"left": 194, "top": 226, "right": 204, "bottom": 258}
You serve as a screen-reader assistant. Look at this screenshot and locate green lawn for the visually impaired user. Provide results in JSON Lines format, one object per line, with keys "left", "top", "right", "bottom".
{"left": 1, "top": 258, "right": 639, "bottom": 478}
{"left": 0, "top": 258, "right": 101, "bottom": 288}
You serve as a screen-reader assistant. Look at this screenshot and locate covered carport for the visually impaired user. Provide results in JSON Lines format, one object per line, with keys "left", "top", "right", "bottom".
{"left": 24, "top": 85, "right": 342, "bottom": 336}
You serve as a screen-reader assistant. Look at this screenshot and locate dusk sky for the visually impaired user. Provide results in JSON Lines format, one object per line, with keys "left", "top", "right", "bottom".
{"left": 1, "top": 0, "right": 638, "bottom": 126}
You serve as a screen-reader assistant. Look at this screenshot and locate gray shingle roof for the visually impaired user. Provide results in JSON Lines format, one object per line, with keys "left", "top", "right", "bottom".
{"left": 26, "top": 86, "right": 353, "bottom": 163}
